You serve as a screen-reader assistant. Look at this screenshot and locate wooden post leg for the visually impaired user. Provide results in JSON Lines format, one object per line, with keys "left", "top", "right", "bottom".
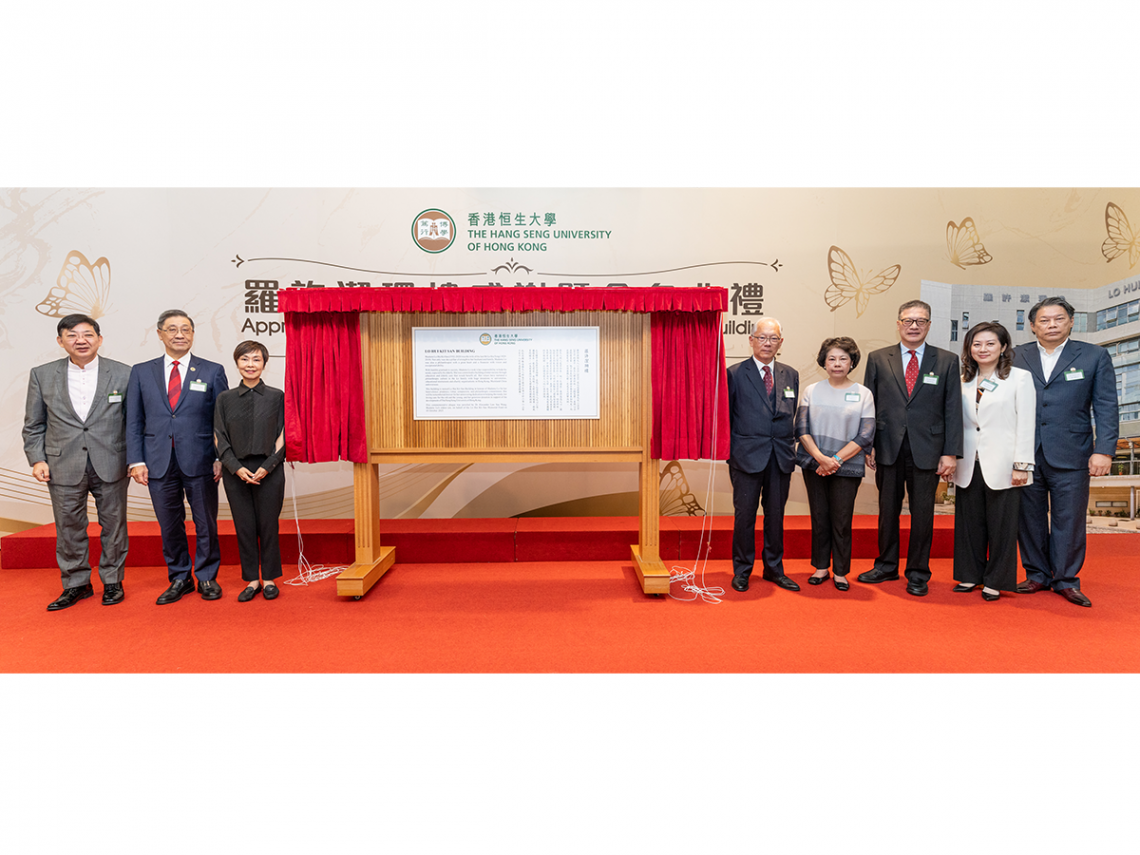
{"left": 336, "top": 461, "right": 395, "bottom": 599}
{"left": 632, "top": 456, "right": 670, "bottom": 594}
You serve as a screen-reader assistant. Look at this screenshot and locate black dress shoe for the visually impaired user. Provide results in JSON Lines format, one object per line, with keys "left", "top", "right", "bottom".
{"left": 156, "top": 578, "right": 194, "bottom": 605}
{"left": 981, "top": 589, "right": 1000, "bottom": 602}
{"left": 808, "top": 572, "right": 831, "bottom": 586}
{"left": 763, "top": 573, "right": 800, "bottom": 591}
{"left": 102, "top": 583, "right": 124, "bottom": 605}
{"left": 237, "top": 585, "right": 260, "bottom": 603}
{"left": 834, "top": 575, "right": 849, "bottom": 592}
{"left": 1017, "top": 579, "right": 1051, "bottom": 594}
{"left": 262, "top": 584, "right": 280, "bottom": 600}
{"left": 47, "top": 583, "right": 94, "bottom": 611}
{"left": 858, "top": 567, "right": 900, "bottom": 584}
{"left": 952, "top": 583, "right": 979, "bottom": 593}
{"left": 905, "top": 580, "right": 929, "bottom": 597}
{"left": 1057, "top": 588, "right": 1092, "bottom": 608}
{"left": 198, "top": 580, "right": 223, "bottom": 600}
{"left": 731, "top": 576, "right": 749, "bottom": 592}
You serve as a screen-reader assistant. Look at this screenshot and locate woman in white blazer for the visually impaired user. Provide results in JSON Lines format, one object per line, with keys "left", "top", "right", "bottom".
{"left": 952, "top": 322, "right": 1036, "bottom": 601}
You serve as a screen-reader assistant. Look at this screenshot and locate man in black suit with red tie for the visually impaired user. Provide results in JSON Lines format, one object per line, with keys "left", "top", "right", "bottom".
{"left": 726, "top": 318, "right": 800, "bottom": 592}
{"left": 858, "top": 300, "right": 963, "bottom": 596}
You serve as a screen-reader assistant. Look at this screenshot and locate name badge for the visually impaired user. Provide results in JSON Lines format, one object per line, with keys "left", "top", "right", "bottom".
{"left": 845, "top": 392, "right": 861, "bottom": 402}
{"left": 922, "top": 373, "right": 939, "bottom": 385}
{"left": 189, "top": 380, "right": 208, "bottom": 392}
{"left": 980, "top": 378, "right": 998, "bottom": 392}
{"left": 783, "top": 388, "right": 795, "bottom": 398}
{"left": 1064, "top": 368, "right": 1084, "bottom": 381}
{"left": 108, "top": 393, "right": 123, "bottom": 403}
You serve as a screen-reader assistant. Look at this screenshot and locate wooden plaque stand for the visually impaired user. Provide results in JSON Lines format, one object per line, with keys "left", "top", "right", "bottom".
{"left": 338, "top": 307, "right": 669, "bottom": 598}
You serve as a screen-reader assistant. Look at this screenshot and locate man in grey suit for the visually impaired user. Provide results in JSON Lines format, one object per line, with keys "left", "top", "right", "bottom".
{"left": 726, "top": 317, "right": 800, "bottom": 592}
{"left": 23, "top": 314, "right": 132, "bottom": 610}
{"left": 1013, "top": 296, "right": 1119, "bottom": 607}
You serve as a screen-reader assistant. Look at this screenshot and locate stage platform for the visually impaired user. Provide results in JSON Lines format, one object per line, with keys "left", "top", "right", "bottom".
{"left": 0, "top": 515, "right": 953, "bottom": 570}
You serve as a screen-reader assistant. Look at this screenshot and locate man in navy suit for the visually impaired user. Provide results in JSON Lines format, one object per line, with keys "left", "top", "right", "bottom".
{"left": 726, "top": 318, "right": 800, "bottom": 592}
{"left": 858, "top": 299, "right": 963, "bottom": 597}
{"left": 1013, "top": 296, "right": 1119, "bottom": 607}
{"left": 127, "top": 310, "right": 229, "bottom": 604}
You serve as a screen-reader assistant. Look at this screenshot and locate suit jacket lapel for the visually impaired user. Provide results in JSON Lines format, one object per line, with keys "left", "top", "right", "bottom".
{"left": 53, "top": 359, "right": 82, "bottom": 423}
{"left": 1050, "top": 340, "right": 1081, "bottom": 384}
{"left": 86, "top": 359, "right": 113, "bottom": 424}
{"left": 1018, "top": 344, "right": 1045, "bottom": 386}
{"left": 888, "top": 347, "right": 910, "bottom": 401}
{"left": 151, "top": 357, "right": 173, "bottom": 413}
{"left": 743, "top": 358, "right": 772, "bottom": 412}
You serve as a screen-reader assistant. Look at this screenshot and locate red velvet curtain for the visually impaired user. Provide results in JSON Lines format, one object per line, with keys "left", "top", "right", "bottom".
{"left": 284, "top": 311, "right": 368, "bottom": 463}
{"left": 651, "top": 311, "right": 730, "bottom": 461}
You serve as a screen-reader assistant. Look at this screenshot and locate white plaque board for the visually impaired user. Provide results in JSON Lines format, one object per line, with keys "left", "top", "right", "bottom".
{"left": 412, "top": 326, "right": 600, "bottom": 420}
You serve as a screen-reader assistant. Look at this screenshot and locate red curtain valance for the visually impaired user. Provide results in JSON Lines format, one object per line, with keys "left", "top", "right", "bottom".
{"left": 283, "top": 287, "right": 729, "bottom": 464}
{"left": 279, "top": 286, "right": 726, "bottom": 314}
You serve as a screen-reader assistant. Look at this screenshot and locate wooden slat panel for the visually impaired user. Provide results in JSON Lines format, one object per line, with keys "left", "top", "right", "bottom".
{"left": 366, "top": 311, "right": 643, "bottom": 453}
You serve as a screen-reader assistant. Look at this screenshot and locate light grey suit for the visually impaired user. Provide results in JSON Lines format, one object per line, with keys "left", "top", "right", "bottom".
{"left": 23, "top": 356, "right": 132, "bottom": 587}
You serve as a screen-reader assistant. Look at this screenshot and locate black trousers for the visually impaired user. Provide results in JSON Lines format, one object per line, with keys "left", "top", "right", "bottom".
{"left": 874, "top": 433, "right": 940, "bottom": 584}
{"left": 954, "top": 459, "right": 1022, "bottom": 592}
{"left": 729, "top": 458, "right": 791, "bottom": 579}
{"left": 802, "top": 470, "right": 862, "bottom": 577}
{"left": 221, "top": 456, "right": 285, "bottom": 582}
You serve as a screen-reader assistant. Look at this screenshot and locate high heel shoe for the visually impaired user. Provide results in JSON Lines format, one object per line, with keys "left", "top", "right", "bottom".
{"left": 834, "top": 575, "right": 849, "bottom": 592}
{"left": 981, "top": 589, "right": 1000, "bottom": 601}
{"left": 952, "top": 583, "right": 978, "bottom": 593}
{"left": 808, "top": 572, "right": 831, "bottom": 586}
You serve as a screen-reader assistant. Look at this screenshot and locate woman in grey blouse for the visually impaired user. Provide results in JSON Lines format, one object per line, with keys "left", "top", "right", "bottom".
{"left": 795, "top": 337, "right": 876, "bottom": 591}
{"left": 214, "top": 340, "right": 287, "bottom": 601}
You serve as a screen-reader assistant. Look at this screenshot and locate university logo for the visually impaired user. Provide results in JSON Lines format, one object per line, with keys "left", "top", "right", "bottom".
{"left": 479, "top": 333, "right": 492, "bottom": 345}
{"left": 412, "top": 208, "right": 456, "bottom": 253}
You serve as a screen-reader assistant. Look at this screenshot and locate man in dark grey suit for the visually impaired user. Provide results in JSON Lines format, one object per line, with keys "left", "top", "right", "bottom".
{"left": 23, "top": 314, "right": 132, "bottom": 610}
{"left": 726, "top": 318, "right": 800, "bottom": 592}
{"left": 1013, "top": 296, "right": 1119, "bottom": 607}
{"left": 858, "top": 299, "right": 963, "bottom": 596}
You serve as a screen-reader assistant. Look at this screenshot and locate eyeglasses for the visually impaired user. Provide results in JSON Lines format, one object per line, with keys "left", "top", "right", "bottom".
{"left": 749, "top": 335, "right": 782, "bottom": 344}
{"left": 160, "top": 325, "right": 193, "bottom": 335}
{"left": 898, "top": 318, "right": 931, "bottom": 328}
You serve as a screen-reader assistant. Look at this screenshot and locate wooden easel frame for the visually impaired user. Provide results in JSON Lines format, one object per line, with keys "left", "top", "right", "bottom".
{"left": 334, "top": 307, "right": 669, "bottom": 599}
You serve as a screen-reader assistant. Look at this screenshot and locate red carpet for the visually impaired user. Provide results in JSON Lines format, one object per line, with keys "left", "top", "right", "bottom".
{"left": 0, "top": 515, "right": 954, "bottom": 568}
{"left": 2, "top": 533, "right": 1136, "bottom": 673}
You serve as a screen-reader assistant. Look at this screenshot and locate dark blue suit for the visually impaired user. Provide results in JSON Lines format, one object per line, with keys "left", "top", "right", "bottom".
{"left": 1013, "top": 339, "right": 1118, "bottom": 591}
{"left": 726, "top": 357, "right": 799, "bottom": 580}
{"left": 127, "top": 354, "right": 228, "bottom": 582}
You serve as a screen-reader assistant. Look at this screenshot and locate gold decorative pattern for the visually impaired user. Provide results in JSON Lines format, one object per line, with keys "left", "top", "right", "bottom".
{"left": 946, "top": 217, "right": 993, "bottom": 268}
{"left": 825, "top": 246, "right": 900, "bottom": 316}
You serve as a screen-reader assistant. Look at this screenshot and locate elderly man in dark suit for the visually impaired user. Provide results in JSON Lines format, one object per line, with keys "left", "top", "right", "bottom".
{"left": 24, "top": 314, "right": 132, "bottom": 610}
{"left": 1013, "top": 296, "right": 1119, "bottom": 607}
{"left": 127, "top": 310, "right": 229, "bottom": 604}
{"left": 858, "top": 299, "right": 963, "bottom": 596}
{"left": 726, "top": 317, "right": 800, "bottom": 592}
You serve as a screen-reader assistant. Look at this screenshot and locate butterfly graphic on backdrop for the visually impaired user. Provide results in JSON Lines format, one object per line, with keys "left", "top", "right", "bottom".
{"left": 824, "top": 246, "right": 901, "bottom": 317}
{"left": 660, "top": 461, "right": 704, "bottom": 516}
{"left": 35, "top": 250, "right": 112, "bottom": 319}
{"left": 1102, "top": 202, "right": 1140, "bottom": 268}
{"left": 946, "top": 217, "right": 993, "bottom": 269}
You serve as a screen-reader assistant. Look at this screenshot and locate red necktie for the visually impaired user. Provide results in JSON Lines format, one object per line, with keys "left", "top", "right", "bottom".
{"left": 168, "top": 360, "right": 181, "bottom": 409}
{"left": 762, "top": 364, "right": 774, "bottom": 396}
{"left": 905, "top": 350, "right": 918, "bottom": 396}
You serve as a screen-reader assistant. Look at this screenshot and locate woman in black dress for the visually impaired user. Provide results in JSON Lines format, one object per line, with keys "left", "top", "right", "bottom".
{"left": 214, "top": 340, "right": 286, "bottom": 601}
